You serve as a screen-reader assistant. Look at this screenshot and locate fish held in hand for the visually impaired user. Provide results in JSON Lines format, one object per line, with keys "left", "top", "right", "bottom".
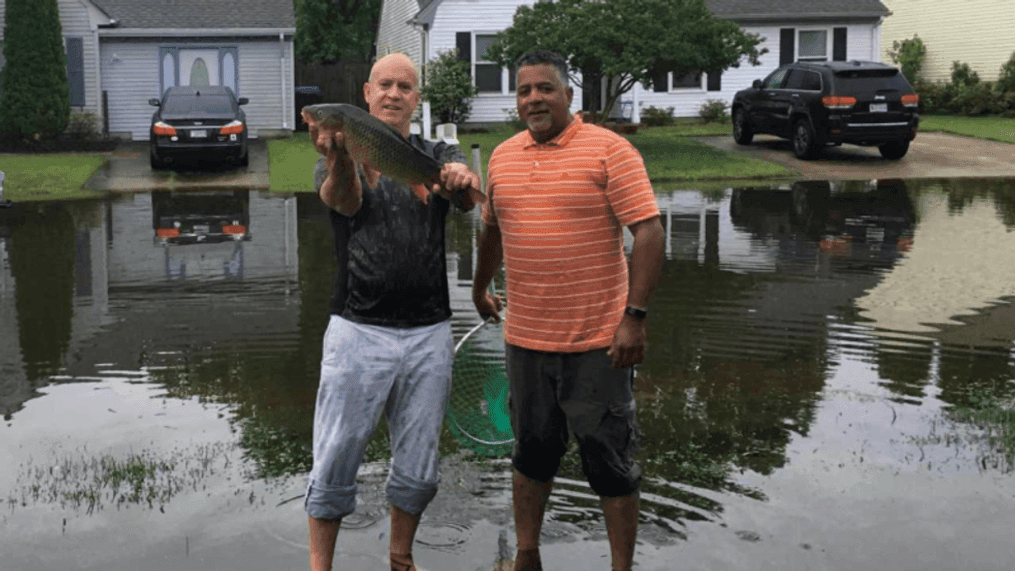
{"left": 301, "top": 103, "right": 486, "bottom": 206}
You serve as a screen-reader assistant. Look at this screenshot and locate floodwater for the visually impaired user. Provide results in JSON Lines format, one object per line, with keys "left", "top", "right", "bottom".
{"left": 2, "top": 178, "right": 1015, "bottom": 571}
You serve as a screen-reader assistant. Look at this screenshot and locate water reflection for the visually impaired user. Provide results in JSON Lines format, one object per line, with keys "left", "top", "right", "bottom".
{"left": 2, "top": 179, "right": 1015, "bottom": 562}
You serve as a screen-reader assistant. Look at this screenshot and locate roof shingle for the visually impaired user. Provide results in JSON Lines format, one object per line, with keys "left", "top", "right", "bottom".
{"left": 706, "top": 0, "right": 890, "bottom": 19}
{"left": 91, "top": 0, "right": 295, "bottom": 30}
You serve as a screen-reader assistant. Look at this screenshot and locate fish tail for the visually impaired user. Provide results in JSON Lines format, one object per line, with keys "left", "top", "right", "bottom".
{"left": 409, "top": 183, "right": 431, "bottom": 205}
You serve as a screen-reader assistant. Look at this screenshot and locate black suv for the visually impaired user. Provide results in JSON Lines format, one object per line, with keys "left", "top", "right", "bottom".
{"left": 732, "top": 61, "right": 919, "bottom": 160}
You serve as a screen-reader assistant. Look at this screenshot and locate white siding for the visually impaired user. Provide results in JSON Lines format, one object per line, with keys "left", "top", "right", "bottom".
{"left": 376, "top": 0, "right": 424, "bottom": 65}
{"left": 428, "top": 0, "right": 582, "bottom": 123}
{"left": 632, "top": 22, "right": 880, "bottom": 119}
{"left": 100, "top": 37, "right": 294, "bottom": 140}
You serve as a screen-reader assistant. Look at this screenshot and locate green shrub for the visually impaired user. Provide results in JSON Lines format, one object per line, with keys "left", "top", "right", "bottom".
{"left": 888, "top": 35, "right": 927, "bottom": 82}
{"left": 698, "top": 99, "right": 729, "bottom": 123}
{"left": 421, "top": 49, "right": 478, "bottom": 124}
{"left": 949, "top": 82, "right": 1004, "bottom": 115}
{"left": 501, "top": 107, "right": 527, "bottom": 132}
{"left": 0, "top": 0, "right": 71, "bottom": 141}
{"left": 640, "top": 105, "right": 675, "bottom": 127}
{"left": 951, "top": 61, "right": 980, "bottom": 87}
{"left": 66, "top": 110, "right": 100, "bottom": 142}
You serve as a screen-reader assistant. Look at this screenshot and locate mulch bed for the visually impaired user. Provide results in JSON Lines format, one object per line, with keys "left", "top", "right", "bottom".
{"left": 0, "top": 136, "right": 120, "bottom": 153}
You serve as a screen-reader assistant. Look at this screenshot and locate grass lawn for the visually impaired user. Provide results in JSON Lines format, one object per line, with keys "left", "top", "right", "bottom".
{"left": 266, "top": 131, "right": 320, "bottom": 192}
{"left": 919, "top": 114, "right": 1015, "bottom": 144}
{"left": 0, "top": 154, "right": 108, "bottom": 202}
{"left": 458, "top": 119, "right": 790, "bottom": 184}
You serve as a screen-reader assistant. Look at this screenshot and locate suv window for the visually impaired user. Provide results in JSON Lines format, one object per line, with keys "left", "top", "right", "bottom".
{"left": 763, "top": 67, "right": 790, "bottom": 89}
{"left": 163, "top": 94, "right": 235, "bottom": 114}
{"left": 785, "top": 69, "right": 822, "bottom": 91}
{"left": 833, "top": 69, "right": 912, "bottom": 95}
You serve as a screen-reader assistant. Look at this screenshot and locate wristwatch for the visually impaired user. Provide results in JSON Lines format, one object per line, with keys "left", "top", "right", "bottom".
{"left": 624, "top": 306, "right": 648, "bottom": 320}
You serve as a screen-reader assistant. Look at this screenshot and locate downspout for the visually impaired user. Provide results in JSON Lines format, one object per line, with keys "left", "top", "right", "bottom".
{"left": 873, "top": 16, "right": 884, "bottom": 62}
{"left": 280, "top": 32, "right": 288, "bottom": 131}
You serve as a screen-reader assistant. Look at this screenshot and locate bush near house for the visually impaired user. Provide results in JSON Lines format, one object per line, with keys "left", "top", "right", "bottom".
{"left": 911, "top": 49, "right": 1015, "bottom": 118}
{"left": 421, "top": 49, "right": 478, "bottom": 124}
{"left": 0, "top": 0, "right": 71, "bottom": 144}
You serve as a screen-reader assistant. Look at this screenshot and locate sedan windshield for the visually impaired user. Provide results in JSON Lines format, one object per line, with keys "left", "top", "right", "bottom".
{"left": 163, "top": 94, "right": 234, "bottom": 115}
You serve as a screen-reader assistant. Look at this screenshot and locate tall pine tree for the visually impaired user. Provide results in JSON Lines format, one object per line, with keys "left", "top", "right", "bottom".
{"left": 0, "top": 0, "right": 70, "bottom": 142}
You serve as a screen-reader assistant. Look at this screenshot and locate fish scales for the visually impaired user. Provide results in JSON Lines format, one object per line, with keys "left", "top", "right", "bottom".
{"left": 301, "top": 103, "right": 487, "bottom": 205}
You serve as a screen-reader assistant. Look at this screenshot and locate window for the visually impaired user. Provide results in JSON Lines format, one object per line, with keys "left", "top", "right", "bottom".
{"left": 784, "top": 69, "right": 821, "bottom": 91}
{"left": 159, "top": 47, "right": 239, "bottom": 97}
{"left": 798, "top": 30, "right": 828, "bottom": 62}
{"left": 671, "top": 71, "right": 702, "bottom": 90}
{"left": 763, "top": 67, "right": 790, "bottom": 89}
{"left": 475, "top": 34, "right": 501, "bottom": 93}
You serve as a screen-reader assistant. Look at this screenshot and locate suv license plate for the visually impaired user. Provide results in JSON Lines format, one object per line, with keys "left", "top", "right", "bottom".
{"left": 190, "top": 129, "right": 208, "bottom": 138}
{"left": 869, "top": 103, "right": 888, "bottom": 113}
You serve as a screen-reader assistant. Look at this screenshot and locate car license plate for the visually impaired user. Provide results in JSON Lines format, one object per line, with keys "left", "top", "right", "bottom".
{"left": 869, "top": 103, "right": 888, "bottom": 113}
{"left": 190, "top": 129, "right": 207, "bottom": 138}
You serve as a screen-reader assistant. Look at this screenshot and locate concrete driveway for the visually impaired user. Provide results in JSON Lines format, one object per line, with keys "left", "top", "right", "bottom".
{"left": 85, "top": 140, "right": 271, "bottom": 192}
{"left": 696, "top": 131, "right": 1015, "bottom": 179}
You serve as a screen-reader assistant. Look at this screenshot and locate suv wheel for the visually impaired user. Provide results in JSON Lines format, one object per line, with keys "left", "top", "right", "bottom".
{"left": 792, "top": 118, "right": 817, "bottom": 160}
{"left": 733, "top": 108, "right": 753, "bottom": 145}
{"left": 150, "top": 148, "right": 168, "bottom": 170}
{"left": 879, "top": 140, "right": 909, "bottom": 160}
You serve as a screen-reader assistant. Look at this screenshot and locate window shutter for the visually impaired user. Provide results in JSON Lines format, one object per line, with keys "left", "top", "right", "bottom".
{"left": 833, "top": 28, "right": 847, "bottom": 61}
{"left": 707, "top": 70, "right": 721, "bottom": 92}
{"left": 652, "top": 70, "right": 667, "bottom": 92}
{"left": 780, "top": 28, "right": 795, "bottom": 65}
{"left": 456, "top": 32, "right": 471, "bottom": 79}
{"left": 66, "top": 37, "right": 85, "bottom": 106}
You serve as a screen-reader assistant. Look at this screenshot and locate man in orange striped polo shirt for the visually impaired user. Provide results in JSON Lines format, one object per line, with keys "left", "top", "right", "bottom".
{"left": 472, "top": 50, "right": 665, "bottom": 571}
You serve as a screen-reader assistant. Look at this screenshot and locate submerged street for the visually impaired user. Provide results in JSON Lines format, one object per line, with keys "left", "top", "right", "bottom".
{"left": 2, "top": 177, "right": 1015, "bottom": 570}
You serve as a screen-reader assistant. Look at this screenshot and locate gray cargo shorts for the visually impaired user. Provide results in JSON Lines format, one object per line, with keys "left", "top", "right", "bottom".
{"left": 506, "top": 344, "right": 642, "bottom": 498}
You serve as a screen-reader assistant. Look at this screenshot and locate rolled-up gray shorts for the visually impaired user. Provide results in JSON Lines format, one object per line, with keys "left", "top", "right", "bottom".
{"left": 305, "top": 315, "right": 453, "bottom": 521}
{"left": 506, "top": 344, "right": 642, "bottom": 498}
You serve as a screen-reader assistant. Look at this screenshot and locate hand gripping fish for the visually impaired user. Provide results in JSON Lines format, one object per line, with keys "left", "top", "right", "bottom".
{"left": 301, "top": 103, "right": 486, "bottom": 206}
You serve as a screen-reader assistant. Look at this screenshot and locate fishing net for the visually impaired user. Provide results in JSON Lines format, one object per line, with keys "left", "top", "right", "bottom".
{"left": 448, "top": 318, "right": 514, "bottom": 458}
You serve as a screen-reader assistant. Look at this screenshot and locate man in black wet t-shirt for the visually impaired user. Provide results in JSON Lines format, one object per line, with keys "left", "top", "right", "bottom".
{"left": 303, "top": 52, "right": 480, "bottom": 571}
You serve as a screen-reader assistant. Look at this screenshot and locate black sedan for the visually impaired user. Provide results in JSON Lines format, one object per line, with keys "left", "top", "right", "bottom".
{"left": 149, "top": 86, "right": 249, "bottom": 169}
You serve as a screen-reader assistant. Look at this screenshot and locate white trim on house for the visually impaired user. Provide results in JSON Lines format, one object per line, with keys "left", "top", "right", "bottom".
{"left": 98, "top": 28, "right": 295, "bottom": 38}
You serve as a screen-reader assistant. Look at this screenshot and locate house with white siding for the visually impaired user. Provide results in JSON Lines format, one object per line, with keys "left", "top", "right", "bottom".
{"left": 879, "top": 0, "right": 1015, "bottom": 83}
{"left": 377, "top": 0, "right": 891, "bottom": 125}
{"left": 0, "top": 0, "right": 295, "bottom": 141}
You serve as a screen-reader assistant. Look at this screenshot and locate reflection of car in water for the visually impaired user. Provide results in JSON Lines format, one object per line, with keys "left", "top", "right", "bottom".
{"left": 731, "top": 179, "right": 915, "bottom": 268}
{"left": 152, "top": 190, "right": 250, "bottom": 245}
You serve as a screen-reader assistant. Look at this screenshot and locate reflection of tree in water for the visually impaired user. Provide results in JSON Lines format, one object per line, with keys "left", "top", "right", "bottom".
{"left": 151, "top": 196, "right": 337, "bottom": 478}
{"left": 936, "top": 344, "right": 1014, "bottom": 408}
{"left": 8, "top": 204, "right": 75, "bottom": 383}
{"left": 933, "top": 178, "right": 1015, "bottom": 228}
{"left": 639, "top": 261, "right": 826, "bottom": 478}
{"left": 874, "top": 338, "right": 935, "bottom": 404}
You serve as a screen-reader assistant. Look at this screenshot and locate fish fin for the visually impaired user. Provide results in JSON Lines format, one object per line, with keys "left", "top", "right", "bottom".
{"left": 410, "top": 183, "right": 431, "bottom": 205}
{"left": 467, "top": 186, "right": 488, "bottom": 205}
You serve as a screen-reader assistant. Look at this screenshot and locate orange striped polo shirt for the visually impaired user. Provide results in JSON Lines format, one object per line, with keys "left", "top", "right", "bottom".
{"left": 482, "top": 113, "right": 660, "bottom": 353}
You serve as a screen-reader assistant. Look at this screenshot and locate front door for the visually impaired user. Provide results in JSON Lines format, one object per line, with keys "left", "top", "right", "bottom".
{"left": 179, "top": 50, "right": 220, "bottom": 87}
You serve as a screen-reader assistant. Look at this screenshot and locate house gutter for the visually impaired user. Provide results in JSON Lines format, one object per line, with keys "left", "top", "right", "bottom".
{"left": 97, "top": 28, "right": 295, "bottom": 38}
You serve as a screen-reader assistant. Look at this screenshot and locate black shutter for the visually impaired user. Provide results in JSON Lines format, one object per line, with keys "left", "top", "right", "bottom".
{"left": 652, "top": 70, "right": 667, "bottom": 92}
{"left": 707, "top": 70, "right": 721, "bottom": 91}
{"left": 780, "top": 28, "right": 795, "bottom": 65}
{"left": 66, "top": 37, "right": 85, "bottom": 106}
{"left": 456, "top": 32, "right": 471, "bottom": 80}
{"left": 833, "top": 27, "right": 847, "bottom": 61}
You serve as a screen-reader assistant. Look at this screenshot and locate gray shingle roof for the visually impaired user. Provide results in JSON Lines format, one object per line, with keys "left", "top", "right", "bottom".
{"left": 706, "top": 0, "right": 890, "bottom": 19}
{"left": 91, "top": 0, "right": 295, "bottom": 30}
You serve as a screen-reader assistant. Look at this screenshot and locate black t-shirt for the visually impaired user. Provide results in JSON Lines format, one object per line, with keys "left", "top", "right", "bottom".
{"left": 314, "top": 135, "right": 468, "bottom": 328}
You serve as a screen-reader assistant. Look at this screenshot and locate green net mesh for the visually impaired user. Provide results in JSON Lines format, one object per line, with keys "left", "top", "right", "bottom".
{"left": 448, "top": 320, "right": 513, "bottom": 458}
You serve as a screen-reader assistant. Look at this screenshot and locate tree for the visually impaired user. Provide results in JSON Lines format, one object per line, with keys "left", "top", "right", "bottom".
{"left": 0, "top": 0, "right": 70, "bottom": 141}
{"left": 421, "top": 50, "right": 478, "bottom": 124}
{"left": 485, "top": 0, "right": 767, "bottom": 123}
{"left": 294, "top": 0, "right": 383, "bottom": 63}
{"left": 887, "top": 35, "right": 926, "bottom": 82}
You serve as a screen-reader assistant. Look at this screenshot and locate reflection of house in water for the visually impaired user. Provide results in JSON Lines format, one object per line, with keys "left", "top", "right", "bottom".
{"left": 0, "top": 191, "right": 300, "bottom": 418}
